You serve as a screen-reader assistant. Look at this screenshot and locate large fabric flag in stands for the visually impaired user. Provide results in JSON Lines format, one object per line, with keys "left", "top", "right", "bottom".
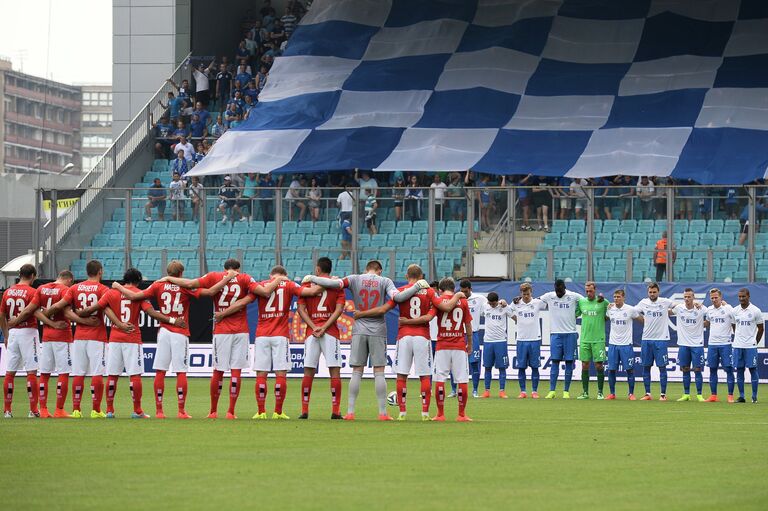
{"left": 190, "top": 0, "right": 768, "bottom": 184}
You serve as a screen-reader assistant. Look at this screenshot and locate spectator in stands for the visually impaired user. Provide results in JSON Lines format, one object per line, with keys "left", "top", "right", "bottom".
{"left": 594, "top": 177, "right": 613, "bottom": 220}
{"left": 218, "top": 176, "right": 242, "bottom": 223}
{"left": 355, "top": 169, "right": 378, "bottom": 203}
{"left": 677, "top": 178, "right": 695, "bottom": 220}
{"left": 614, "top": 175, "right": 635, "bottom": 219}
{"left": 531, "top": 176, "right": 552, "bottom": 232}
{"left": 513, "top": 174, "right": 532, "bottom": 230}
{"left": 364, "top": 190, "right": 378, "bottom": 235}
{"left": 636, "top": 176, "right": 655, "bottom": 220}
{"left": 192, "top": 101, "right": 211, "bottom": 128}
{"left": 738, "top": 201, "right": 768, "bottom": 245}
{"left": 145, "top": 178, "right": 167, "bottom": 222}
{"left": 158, "top": 91, "right": 184, "bottom": 122}
{"left": 244, "top": 80, "right": 260, "bottom": 104}
{"left": 192, "top": 59, "right": 216, "bottom": 107}
{"left": 430, "top": 174, "right": 447, "bottom": 221}
{"left": 339, "top": 215, "right": 352, "bottom": 260}
{"left": 654, "top": 176, "right": 668, "bottom": 220}
{"left": 173, "top": 120, "right": 190, "bottom": 139}
{"left": 281, "top": 6, "right": 298, "bottom": 36}
{"left": 337, "top": 182, "right": 355, "bottom": 223}
{"left": 405, "top": 174, "right": 423, "bottom": 221}
{"left": 236, "top": 40, "right": 250, "bottom": 61}
{"left": 170, "top": 150, "right": 189, "bottom": 178}
{"left": 447, "top": 172, "right": 465, "bottom": 222}
{"left": 169, "top": 172, "right": 186, "bottom": 221}
{"left": 189, "top": 114, "right": 207, "bottom": 140}
{"left": 240, "top": 173, "right": 259, "bottom": 222}
{"left": 476, "top": 174, "right": 493, "bottom": 231}
{"left": 307, "top": 177, "right": 322, "bottom": 222}
{"left": 215, "top": 63, "right": 233, "bottom": 112}
{"left": 166, "top": 78, "right": 191, "bottom": 100}
{"left": 285, "top": 174, "right": 307, "bottom": 222}
{"left": 224, "top": 103, "right": 240, "bottom": 128}
{"left": 189, "top": 176, "right": 204, "bottom": 221}
{"left": 555, "top": 177, "right": 571, "bottom": 220}
{"left": 172, "top": 136, "right": 194, "bottom": 162}
{"left": 258, "top": 173, "right": 277, "bottom": 221}
{"left": 242, "top": 95, "right": 255, "bottom": 119}
{"left": 260, "top": 0, "right": 276, "bottom": 18}
{"left": 653, "top": 231, "right": 673, "bottom": 281}
{"left": 256, "top": 65, "right": 269, "bottom": 91}
{"left": 193, "top": 142, "right": 206, "bottom": 164}
{"left": 210, "top": 114, "right": 226, "bottom": 139}
{"left": 725, "top": 186, "right": 740, "bottom": 219}
{"left": 393, "top": 175, "right": 406, "bottom": 222}
{"left": 235, "top": 62, "right": 252, "bottom": 87}
{"left": 270, "top": 19, "right": 286, "bottom": 46}
{"left": 570, "top": 178, "right": 588, "bottom": 220}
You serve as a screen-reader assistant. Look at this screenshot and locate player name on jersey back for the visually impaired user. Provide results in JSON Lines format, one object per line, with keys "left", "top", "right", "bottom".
{"left": 346, "top": 274, "right": 397, "bottom": 338}
{"left": 65, "top": 282, "right": 109, "bottom": 341}
{"left": 35, "top": 282, "right": 73, "bottom": 342}
{"left": 1, "top": 284, "right": 38, "bottom": 330}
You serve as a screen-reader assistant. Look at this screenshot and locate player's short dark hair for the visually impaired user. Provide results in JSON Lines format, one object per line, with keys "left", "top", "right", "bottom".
{"left": 487, "top": 292, "right": 498, "bottom": 302}
{"left": 709, "top": 288, "right": 722, "bottom": 296}
{"left": 406, "top": 264, "right": 423, "bottom": 280}
{"left": 315, "top": 257, "right": 332, "bottom": 274}
{"left": 223, "top": 258, "right": 241, "bottom": 270}
{"left": 430, "top": 280, "right": 439, "bottom": 290}
{"left": 585, "top": 281, "right": 596, "bottom": 289}
{"left": 365, "top": 260, "right": 382, "bottom": 271}
{"left": 684, "top": 287, "right": 694, "bottom": 293}
{"left": 123, "top": 268, "right": 143, "bottom": 285}
{"left": 58, "top": 270, "right": 74, "bottom": 281}
{"left": 270, "top": 265, "right": 287, "bottom": 276}
{"left": 167, "top": 260, "right": 184, "bottom": 277}
{"left": 459, "top": 279, "right": 472, "bottom": 289}
{"left": 86, "top": 260, "right": 103, "bottom": 277}
{"left": 614, "top": 289, "right": 625, "bottom": 297}
{"left": 647, "top": 282, "right": 659, "bottom": 291}
{"left": 738, "top": 287, "right": 750, "bottom": 296}
{"left": 19, "top": 264, "right": 36, "bottom": 279}
{"left": 438, "top": 277, "right": 455, "bottom": 292}
{"left": 555, "top": 279, "right": 565, "bottom": 287}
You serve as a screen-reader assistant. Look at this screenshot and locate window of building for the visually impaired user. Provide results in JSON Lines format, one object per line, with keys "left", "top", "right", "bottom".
{"left": 82, "top": 135, "right": 112, "bottom": 148}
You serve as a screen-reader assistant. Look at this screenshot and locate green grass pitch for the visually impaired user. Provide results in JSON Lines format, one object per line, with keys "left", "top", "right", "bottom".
{"left": 1, "top": 377, "right": 766, "bottom": 510}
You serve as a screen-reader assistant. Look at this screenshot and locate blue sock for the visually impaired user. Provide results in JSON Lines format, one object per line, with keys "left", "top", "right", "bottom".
{"left": 471, "top": 362, "right": 481, "bottom": 393}
{"left": 608, "top": 370, "right": 617, "bottom": 395}
{"left": 518, "top": 369, "right": 527, "bottom": 392}
{"left": 550, "top": 360, "right": 560, "bottom": 391}
{"left": 682, "top": 371, "right": 691, "bottom": 394}
{"left": 643, "top": 366, "right": 652, "bottom": 394}
{"left": 726, "top": 367, "right": 735, "bottom": 395}
{"left": 564, "top": 361, "right": 574, "bottom": 391}
{"left": 627, "top": 369, "right": 635, "bottom": 395}
{"left": 531, "top": 368, "right": 540, "bottom": 392}
{"left": 484, "top": 367, "right": 492, "bottom": 391}
{"left": 709, "top": 368, "right": 718, "bottom": 395}
{"left": 737, "top": 368, "right": 746, "bottom": 397}
{"left": 659, "top": 367, "right": 668, "bottom": 395}
{"left": 750, "top": 368, "right": 759, "bottom": 400}
{"left": 694, "top": 371, "right": 703, "bottom": 395}
{"left": 499, "top": 368, "right": 506, "bottom": 391}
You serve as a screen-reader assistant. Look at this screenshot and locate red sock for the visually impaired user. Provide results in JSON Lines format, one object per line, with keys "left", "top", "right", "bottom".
{"left": 26, "top": 374, "right": 39, "bottom": 413}
{"left": 435, "top": 382, "right": 445, "bottom": 416}
{"left": 39, "top": 373, "right": 50, "bottom": 410}
{"left": 209, "top": 370, "right": 223, "bottom": 414}
{"left": 301, "top": 374, "right": 314, "bottom": 414}
{"left": 90, "top": 375, "right": 103, "bottom": 413}
{"left": 177, "top": 373, "right": 188, "bottom": 411}
{"left": 458, "top": 383, "right": 468, "bottom": 417}
{"left": 106, "top": 376, "right": 118, "bottom": 413}
{"left": 330, "top": 377, "right": 342, "bottom": 415}
{"left": 3, "top": 374, "right": 13, "bottom": 413}
{"left": 227, "top": 369, "right": 241, "bottom": 415}
{"left": 274, "top": 375, "right": 287, "bottom": 414}
{"left": 396, "top": 378, "right": 407, "bottom": 413}
{"left": 420, "top": 376, "right": 431, "bottom": 414}
{"left": 56, "top": 374, "right": 69, "bottom": 410}
{"left": 73, "top": 376, "right": 85, "bottom": 411}
{"left": 129, "top": 375, "right": 143, "bottom": 414}
{"left": 256, "top": 375, "right": 267, "bottom": 414}
{"left": 154, "top": 370, "right": 166, "bottom": 413}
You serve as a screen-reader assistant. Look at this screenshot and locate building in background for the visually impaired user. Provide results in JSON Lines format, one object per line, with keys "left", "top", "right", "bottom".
{"left": 0, "top": 57, "right": 82, "bottom": 175}
{"left": 79, "top": 84, "right": 112, "bottom": 172}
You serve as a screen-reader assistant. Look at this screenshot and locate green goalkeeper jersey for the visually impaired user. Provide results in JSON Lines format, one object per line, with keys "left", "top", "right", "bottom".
{"left": 577, "top": 297, "right": 608, "bottom": 342}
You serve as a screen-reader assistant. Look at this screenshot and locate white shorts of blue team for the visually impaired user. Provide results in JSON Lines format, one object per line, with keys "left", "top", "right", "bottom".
{"left": 40, "top": 341, "right": 73, "bottom": 374}
{"left": 72, "top": 340, "right": 107, "bottom": 377}
{"left": 304, "top": 334, "right": 341, "bottom": 369}
{"left": 253, "top": 336, "right": 291, "bottom": 372}
{"left": 154, "top": 329, "right": 190, "bottom": 373}
{"left": 212, "top": 333, "right": 249, "bottom": 372}
{"left": 433, "top": 349, "right": 469, "bottom": 384}
{"left": 395, "top": 335, "right": 433, "bottom": 376}
{"left": 5, "top": 328, "right": 40, "bottom": 372}
{"left": 106, "top": 343, "right": 144, "bottom": 376}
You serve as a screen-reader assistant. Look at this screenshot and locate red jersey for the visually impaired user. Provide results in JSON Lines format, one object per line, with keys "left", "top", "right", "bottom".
{"left": 435, "top": 294, "right": 472, "bottom": 351}
{"left": 33, "top": 282, "right": 72, "bottom": 342}
{"left": 98, "top": 288, "right": 152, "bottom": 344}
{"left": 387, "top": 285, "right": 437, "bottom": 340}
{"left": 63, "top": 281, "right": 110, "bottom": 342}
{"left": 0, "top": 284, "right": 38, "bottom": 330}
{"left": 198, "top": 271, "right": 254, "bottom": 335}
{"left": 143, "top": 281, "right": 200, "bottom": 336}
{"left": 253, "top": 279, "right": 302, "bottom": 338}
{"left": 298, "top": 281, "right": 345, "bottom": 339}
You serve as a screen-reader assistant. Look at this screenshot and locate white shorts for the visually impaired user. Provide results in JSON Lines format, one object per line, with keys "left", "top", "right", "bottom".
{"left": 212, "top": 333, "right": 249, "bottom": 371}
{"left": 395, "top": 336, "right": 433, "bottom": 376}
{"left": 304, "top": 334, "right": 341, "bottom": 369}
{"left": 106, "top": 343, "right": 144, "bottom": 376}
{"left": 154, "top": 329, "right": 189, "bottom": 372}
{"left": 72, "top": 340, "right": 107, "bottom": 377}
{"left": 5, "top": 328, "right": 40, "bottom": 372}
{"left": 253, "top": 336, "right": 291, "bottom": 372}
{"left": 40, "top": 341, "right": 73, "bottom": 374}
{"left": 433, "top": 350, "right": 469, "bottom": 383}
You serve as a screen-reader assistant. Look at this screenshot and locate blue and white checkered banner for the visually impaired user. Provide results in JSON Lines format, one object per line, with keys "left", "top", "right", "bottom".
{"left": 190, "top": 0, "right": 768, "bottom": 183}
